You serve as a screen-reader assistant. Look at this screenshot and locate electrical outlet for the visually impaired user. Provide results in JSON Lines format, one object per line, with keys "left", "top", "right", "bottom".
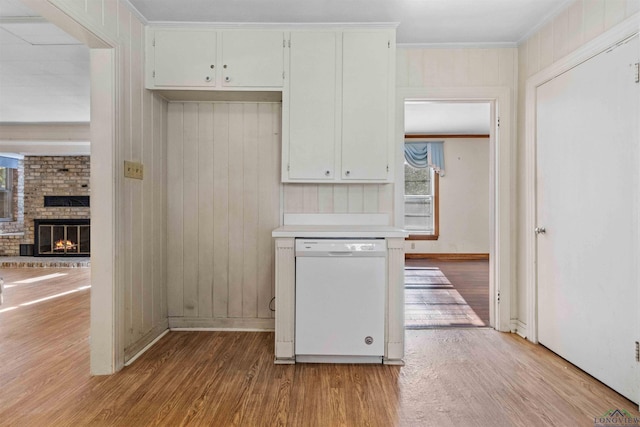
{"left": 124, "top": 161, "right": 144, "bottom": 180}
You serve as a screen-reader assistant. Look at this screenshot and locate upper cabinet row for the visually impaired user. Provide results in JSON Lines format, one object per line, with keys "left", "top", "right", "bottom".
{"left": 146, "top": 29, "right": 285, "bottom": 89}
{"left": 145, "top": 27, "right": 396, "bottom": 183}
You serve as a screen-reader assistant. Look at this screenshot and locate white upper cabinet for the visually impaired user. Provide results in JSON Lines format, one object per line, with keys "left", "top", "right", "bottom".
{"left": 341, "top": 32, "right": 392, "bottom": 181}
{"left": 282, "top": 28, "right": 395, "bottom": 183}
{"left": 221, "top": 31, "right": 284, "bottom": 88}
{"left": 153, "top": 30, "right": 217, "bottom": 88}
{"left": 286, "top": 31, "right": 339, "bottom": 180}
{"left": 146, "top": 28, "right": 284, "bottom": 90}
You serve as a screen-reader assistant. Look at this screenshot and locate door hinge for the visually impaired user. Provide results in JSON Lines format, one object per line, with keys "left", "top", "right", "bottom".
{"left": 152, "top": 70, "right": 155, "bottom": 78}
{"left": 287, "top": 164, "right": 290, "bottom": 172}
{"left": 497, "top": 117, "right": 501, "bottom": 128}
{"left": 386, "top": 164, "right": 389, "bottom": 172}
{"left": 152, "top": 38, "right": 155, "bottom": 47}
{"left": 636, "top": 341, "right": 639, "bottom": 362}
{"left": 288, "top": 40, "right": 291, "bottom": 48}
{"left": 634, "top": 63, "right": 639, "bottom": 83}
{"left": 388, "top": 40, "right": 391, "bottom": 48}
{"left": 496, "top": 291, "right": 501, "bottom": 303}
{"left": 283, "top": 39, "right": 285, "bottom": 48}
{"left": 282, "top": 71, "right": 285, "bottom": 80}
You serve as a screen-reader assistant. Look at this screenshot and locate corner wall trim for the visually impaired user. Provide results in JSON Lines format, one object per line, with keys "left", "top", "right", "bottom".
{"left": 124, "top": 327, "right": 169, "bottom": 367}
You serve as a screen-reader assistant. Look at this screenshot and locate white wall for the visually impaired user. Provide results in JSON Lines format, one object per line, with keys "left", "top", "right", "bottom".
{"left": 166, "top": 102, "right": 280, "bottom": 329}
{"left": 405, "top": 138, "right": 490, "bottom": 254}
{"left": 35, "top": 0, "right": 170, "bottom": 370}
{"left": 516, "top": 0, "right": 640, "bottom": 334}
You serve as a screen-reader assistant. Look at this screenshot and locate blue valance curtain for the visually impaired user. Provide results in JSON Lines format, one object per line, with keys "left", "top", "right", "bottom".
{"left": 0, "top": 156, "right": 19, "bottom": 169}
{"left": 404, "top": 141, "right": 445, "bottom": 176}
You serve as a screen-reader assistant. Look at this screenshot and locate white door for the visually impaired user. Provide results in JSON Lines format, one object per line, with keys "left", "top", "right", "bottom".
{"left": 221, "top": 31, "right": 284, "bottom": 87}
{"left": 154, "top": 30, "right": 216, "bottom": 87}
{"left": 341, "top": 32, "right": 390, "bottom": 180}
{"left": 287, "top": 31, "right": 338, "bottom": 180}
{"left": 536, "top": 35, "right": 639, "bottom": 402}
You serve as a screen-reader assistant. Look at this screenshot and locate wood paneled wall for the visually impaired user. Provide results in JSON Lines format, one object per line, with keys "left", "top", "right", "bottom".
{"left": 283, "top": 184, "right": 393, "bottom": 218}
{"left": 515, "top": 0, "right": 640, "bottom": 334}
{"left": 167, "top": 102, "right": 280, "bottom": 329}
{"left": 396, "top": 47, "right": 517, "bottom": 89}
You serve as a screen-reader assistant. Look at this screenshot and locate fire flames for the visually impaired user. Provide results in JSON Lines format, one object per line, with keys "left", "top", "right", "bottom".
{"left": 54, "top": 240, "right": 77, "bottom": 251}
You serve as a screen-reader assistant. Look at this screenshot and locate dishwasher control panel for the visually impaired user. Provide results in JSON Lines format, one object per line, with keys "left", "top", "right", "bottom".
{"left": 295, "top": 239, "right": 386, "bottom": 257}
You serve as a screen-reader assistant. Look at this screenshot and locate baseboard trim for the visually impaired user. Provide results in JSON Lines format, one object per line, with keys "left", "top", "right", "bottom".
{"left": 515, "top": 320, "right": 527, "bottom": 339}
{"left": 168, "top": 317, "right": 275, "bottom": 330}
{"left": 405, "top": 253, "right": 489, "bottom": 260}
{"left": 124, "top": 321, "right": 169, "bottom": 363}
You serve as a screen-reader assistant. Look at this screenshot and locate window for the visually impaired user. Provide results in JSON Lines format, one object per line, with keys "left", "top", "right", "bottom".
{"left": 0, "top": 167, "right": 13, "bottom": 221}
{"left": 404, "top": 162, "right": 438, "bottom": 239}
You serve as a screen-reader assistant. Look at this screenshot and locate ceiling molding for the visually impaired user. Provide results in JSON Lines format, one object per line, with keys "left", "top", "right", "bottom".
{"left": 516, "top": 0, "right": 573, "bottom": 46}
{"left": 0, "top": 141, "right": 90, "bottom": 156}
{"left": 147, "top": 21, "right": 399, "bottom": 30}
{"left": 121, "top": 0, "right": 149, "bottom": 26}
{"left": 0, "top": 122, "right": 90, "bottom": 142}
{"left": 405, "top": 134, "right": 490, "bottom": 139}
{"left": 397, "top": 41, "right": 517, "bottom": 49}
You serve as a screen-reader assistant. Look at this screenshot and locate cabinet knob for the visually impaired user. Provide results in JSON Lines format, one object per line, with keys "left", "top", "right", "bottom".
{"left": 210, "top": 64, "right": 214, "bottom": 69}
{"left": 325, "top": 170, "right": 330, "bottom": 176}
{"left": 205, "top": 76, "right": 212, "bottom": 82}
{"left": 223, "top": 64, "right": 228, "bottom": 69}
{"left": 345, "top": 170, "right": 351, "bottom": 176}
{"left": 224, "top": 76, "right": 231, "bottom": 82}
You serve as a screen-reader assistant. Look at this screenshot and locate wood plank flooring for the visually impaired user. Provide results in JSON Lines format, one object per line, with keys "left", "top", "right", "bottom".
{"left": 405, "top": 259, "right": 490, "bottom": 327}
{"left": 0, "top": 267, "right": 637, "bottom": 426}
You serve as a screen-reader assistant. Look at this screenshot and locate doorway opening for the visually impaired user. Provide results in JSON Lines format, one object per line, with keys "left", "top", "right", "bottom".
{"left": 402, "top": 100, "right": 492, "bottom": 329}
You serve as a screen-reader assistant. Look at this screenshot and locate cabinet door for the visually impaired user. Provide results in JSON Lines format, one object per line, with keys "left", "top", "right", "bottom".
{"left": 154, "top": 31, "right": 216, "bottom": 87}
{"left": 341, "top": 32, "right": 390, "bottom": 180}
{"left": 287, "top": 32, "right": 338, "bottom": 180}
{"left": 221, "top": 31, "right": 284, "bottom": 87}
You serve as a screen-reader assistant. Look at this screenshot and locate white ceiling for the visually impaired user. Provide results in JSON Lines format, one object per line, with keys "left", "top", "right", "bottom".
{"left": 0, "top": 0, "right": 570, "bottom": 127}
{"left": 0, "top": 0, "right": 90, "bottom": 123}
{"left": 129, "top": 0, "right": 571, "bottom": 45}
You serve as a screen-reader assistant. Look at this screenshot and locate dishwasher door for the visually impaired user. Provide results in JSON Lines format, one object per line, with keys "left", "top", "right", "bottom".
{"left": 295, "top": 239, "right": 386, "bottom": 363}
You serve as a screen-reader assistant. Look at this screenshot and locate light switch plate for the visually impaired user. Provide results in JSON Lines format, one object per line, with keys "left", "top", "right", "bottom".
{"left": 124, "top": 161, "right": 143, "bottom": 180}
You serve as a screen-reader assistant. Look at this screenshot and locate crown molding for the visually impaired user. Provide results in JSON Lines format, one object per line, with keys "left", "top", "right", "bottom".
{"left": 121, "top": 0, "right": 149, "bottom": 25}
{"left": 146, "top": 21, "right": 399, "bottom": 30}
{"left": 398, "top": 41, "right": 517, "bottom": 49}
{"left": 516, "top": 0, "right": 573, "bottom": 45}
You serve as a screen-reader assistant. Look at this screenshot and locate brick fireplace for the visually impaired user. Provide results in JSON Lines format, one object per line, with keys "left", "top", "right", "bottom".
{"left": 23, "top": 156, "right": 90, "bottom": 247}
{"left": 34, "top": 219, "right": 90, "bottom": 257}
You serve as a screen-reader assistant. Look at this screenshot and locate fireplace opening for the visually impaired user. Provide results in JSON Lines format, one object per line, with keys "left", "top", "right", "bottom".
{"left": 33, "top": 219, "right": 90, "bottom": 257}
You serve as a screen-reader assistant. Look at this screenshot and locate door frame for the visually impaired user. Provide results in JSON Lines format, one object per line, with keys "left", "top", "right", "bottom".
{"left": 395, "top": 86, "right": 513, "bottom": 332}
{"left": 22, "top": 0, "right": 123, "bottom": 374}
{"left": 524, "top": 14, "right": 640, "bottom": 345}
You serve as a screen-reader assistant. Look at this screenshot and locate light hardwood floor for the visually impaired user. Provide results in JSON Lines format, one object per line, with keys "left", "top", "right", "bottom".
{"left": 0, "top": 268, "right": 637, "bottom": 426}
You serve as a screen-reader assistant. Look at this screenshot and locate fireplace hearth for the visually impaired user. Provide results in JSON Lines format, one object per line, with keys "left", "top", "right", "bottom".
{"left": 33, "top": 219, "right": 90, "bottom": 257}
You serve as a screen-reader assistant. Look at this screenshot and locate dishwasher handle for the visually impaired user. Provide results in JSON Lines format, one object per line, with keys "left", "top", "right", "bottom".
{"left": 328, "top": 251, "right": 354, "bottom": 256}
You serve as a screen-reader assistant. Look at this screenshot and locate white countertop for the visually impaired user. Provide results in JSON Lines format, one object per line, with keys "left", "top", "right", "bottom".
{"left": 272, "top": 225, "right": 408, "bottom": 238}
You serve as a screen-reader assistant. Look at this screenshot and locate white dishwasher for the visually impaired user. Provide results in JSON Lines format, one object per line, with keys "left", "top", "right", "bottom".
{"left": 295, "top": 238, "right": 386, "bottom": 363}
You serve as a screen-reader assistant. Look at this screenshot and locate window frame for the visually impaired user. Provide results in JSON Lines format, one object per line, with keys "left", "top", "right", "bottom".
{"left": 404, "top": 167, "right": 439, "bottom": 240}
{"left": 0, "top": 167, "right": 14, "bottom": 222}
